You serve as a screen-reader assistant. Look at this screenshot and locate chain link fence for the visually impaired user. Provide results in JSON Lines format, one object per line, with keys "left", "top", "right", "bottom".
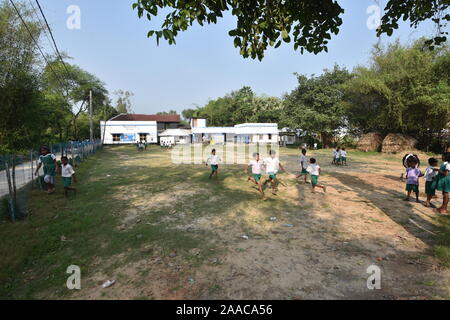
{"left": 0, "top": 140, "right": 103, "bottom": 221}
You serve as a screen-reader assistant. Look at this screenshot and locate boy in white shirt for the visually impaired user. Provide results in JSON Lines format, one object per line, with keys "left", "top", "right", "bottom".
{"left": 246, "top": 153, "right": 266, "bottom": 200}
{"left": 206, "top": 149, "right": 221, "bottom": 179}
{"left": 335, "top": 147, "right": 342, "bottom": 166}
{"left": 295, "top": 148, "right": 309, "bottom": 183}
{"left": 340, "top": 148, "right": 348, "bottom": 166}
{"left": 61, "top": 156, "right": 77, "bottom": 197}
{"left": 306, "top": 158, "right": 327, "bottom": 193}
{"left": 263, "top": 150, "right": 285, "bottom": 195}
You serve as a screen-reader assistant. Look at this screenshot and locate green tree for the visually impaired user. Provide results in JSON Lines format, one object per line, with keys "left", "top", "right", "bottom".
{"left": 282, "top": 65, "right": 352, "bottom": 146}
{"left": 132, "top": 0, "right": 449, "bottom": 60}
{"left": 343, "top": 40, "right": 450, "bottom": 150}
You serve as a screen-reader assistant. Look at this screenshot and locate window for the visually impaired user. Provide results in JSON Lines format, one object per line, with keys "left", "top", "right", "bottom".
{"left": 139, "top": 134, "right": 147, "bottom": 142}
{"left": 268, "top": 134, "right": 272, "bottom": 140}
{"left": 112, "top": 134, "right": 121, "bottom": 142}
{"left": 259, "top": 134, "right": 264, "bottom": 140}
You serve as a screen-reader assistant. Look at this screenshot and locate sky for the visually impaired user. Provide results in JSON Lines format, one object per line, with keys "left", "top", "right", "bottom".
{"left": 34, "top": 0, "right": 439, "bottom": 115}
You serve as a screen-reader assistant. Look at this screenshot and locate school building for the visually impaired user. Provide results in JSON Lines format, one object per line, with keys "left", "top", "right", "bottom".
{"left": 190, "top": 118, "right": 279, "bottom": 144}
{"left": 100, "top": 114, "right": 181, "bottom": 144}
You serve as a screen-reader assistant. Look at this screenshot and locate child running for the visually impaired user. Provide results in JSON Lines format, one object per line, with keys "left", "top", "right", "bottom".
{"left": 404, "top": 158, "right": 422, "bottom": 202}
{"left": 35, "top": 146, "right": 58, "bottom": 194}
{"left": 246, "top": 153, "right": 266, "bottom": 200}
{"left": 334, "top": 147, "right": 342, "bottom": 166}
{"left": 306, "top": 158, "right": 326, "bottom": 193}
{"left": 435, "top": 152, "right": 450, "bottom": 214}
{"left": 263, "top": 150, "right": 285, "bottom": 195}
{"left": 295, "top": 148, "right": 309, "bottom": 183}
{"left": 340, "top": 148, "right": 348, "bottom": 166}
{"left": 206, "top": 149, "right": 221, "bottom": 179}
{"left": 61, "top": 156, "right": 77, "bottom": 197}
{"left": 424, "top": 157, "right": 439, "bottom": 207}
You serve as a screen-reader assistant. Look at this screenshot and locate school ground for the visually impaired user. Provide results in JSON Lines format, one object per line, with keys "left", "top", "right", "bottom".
{"left": 1, "top": 145, "right": 449, "bottom": 299}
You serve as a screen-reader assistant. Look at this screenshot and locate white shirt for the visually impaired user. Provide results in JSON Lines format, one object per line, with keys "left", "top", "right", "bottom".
{"left": 61, "top": 163, "right": 75, "bottom": 178}
{"left": 249, "top": 159, "right": 263, "bottom": 174}
{"left": 207, "top": 155, "right": 220, "bottom": 165}
{"left": 335, "top": 151, "right": 341, "bottom": 159}
{"left": 340, "top": 150, "right": 347, "bottom": 157}
{"left": 264, "top": 157, "right": 280, "bottom": 174}
{"left": 333, "top": 150, "right": 337, "bottom": 156}
{"left": 424, "top": 166, "right": 437, "bottom": 182}
{"left": 307, "top": 163, "right": 320, "bottom": 176}
{"left": 300, "top": 154, "right": 308, "bottom": 168}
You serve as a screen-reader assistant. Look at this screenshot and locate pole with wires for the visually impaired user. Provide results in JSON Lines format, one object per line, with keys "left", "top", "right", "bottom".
{"left": 89, "top": 89, "right": 93, "bottom": 142}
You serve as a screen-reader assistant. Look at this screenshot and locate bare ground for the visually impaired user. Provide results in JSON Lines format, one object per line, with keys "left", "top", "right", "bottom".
{"left": 70, "top": 148, "right": 450, "bottom": 300}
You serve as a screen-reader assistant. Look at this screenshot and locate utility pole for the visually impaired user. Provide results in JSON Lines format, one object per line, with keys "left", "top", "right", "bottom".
{"left": 89, "top": 89, "right": 93, "bottom": 142}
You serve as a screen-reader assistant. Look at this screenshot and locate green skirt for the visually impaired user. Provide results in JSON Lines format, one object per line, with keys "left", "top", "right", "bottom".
{"left": 311, "top": 175, "right": 319, "bottom": 186}
{"left": 437, "top": 175, "right": 450, "bottom": 193}
{"left": 425, "top": 180, "right": 436, "bottom": 196}
{"left": 63, "top": 177, "right": 72, "bottom": 188}
{"left": 211, "top": 165, "right": 218, "bottom": 172}
{"left": 252, "top": 174, "right": 262, "bottom": 182}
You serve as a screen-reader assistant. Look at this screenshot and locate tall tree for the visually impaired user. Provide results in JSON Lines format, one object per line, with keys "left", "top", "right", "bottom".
{"left": 282, "top": 65, "right": 352, "bottom": 146}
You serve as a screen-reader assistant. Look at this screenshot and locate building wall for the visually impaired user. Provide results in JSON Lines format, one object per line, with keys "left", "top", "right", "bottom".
{"left": 100, "top": 121, "right": 158, "bottom": 144}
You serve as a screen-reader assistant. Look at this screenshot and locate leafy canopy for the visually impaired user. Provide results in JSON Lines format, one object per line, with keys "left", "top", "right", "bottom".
{"left": 132, "top": 0, "right": 449, "bottom": 60}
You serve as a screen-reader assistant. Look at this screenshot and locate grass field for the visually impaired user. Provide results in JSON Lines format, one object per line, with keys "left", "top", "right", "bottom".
{"left": 0, "top": 145, "right": 449, "bottom": 299}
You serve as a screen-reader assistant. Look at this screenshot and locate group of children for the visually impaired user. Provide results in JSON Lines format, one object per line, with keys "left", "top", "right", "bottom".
{"left": 403, "top": 152, "right": 450, "bottom": 214}
{"left": 34, "top": 146, "right": 77, "bottom": 197}
{"left": 205, "top": 147, "right": 326, "bottom": 201}
{"left": 332, "top": 147, "right": 347, "bottom": 166}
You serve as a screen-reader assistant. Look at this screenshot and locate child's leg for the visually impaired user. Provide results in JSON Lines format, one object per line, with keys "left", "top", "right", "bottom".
{"left": 64, "top": 187, "right": 68, "bottom": 197}
{"left": 438, "top": 192, "right": 449, "bottom": 213}
{"left": 315, "top": 184, "right": 327, "bottom": 193}
{"left": 405, "top": 190, "right": 412, "bottom": 200}
{"left": 425, "top": 194, "right": 432, "bottom": 207}
{"left": 258, "top": 182, "right": 266, "bottom": 199}
{"left": 415, "top": 191, "right": 420, "bottom": 202}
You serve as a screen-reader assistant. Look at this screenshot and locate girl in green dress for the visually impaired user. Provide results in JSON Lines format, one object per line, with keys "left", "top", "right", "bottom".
{"left": 436, "top": 152, "right": 450, "bottom": 214}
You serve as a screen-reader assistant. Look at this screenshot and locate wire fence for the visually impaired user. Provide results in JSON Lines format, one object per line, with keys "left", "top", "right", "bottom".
{"left": 0, "top": 140, "right": 103, "bottom": 221}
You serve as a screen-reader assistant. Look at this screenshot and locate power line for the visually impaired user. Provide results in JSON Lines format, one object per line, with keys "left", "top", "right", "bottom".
{"left": 8, "top": 0, "right": 68, "bottom": 94}
{"left": 34, "top": 0, "right": 72, "bottom": 80}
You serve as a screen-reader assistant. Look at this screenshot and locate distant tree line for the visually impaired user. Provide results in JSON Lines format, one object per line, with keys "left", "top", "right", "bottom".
{"left": 182, "top": 39, "right": 450, "bottom": 151}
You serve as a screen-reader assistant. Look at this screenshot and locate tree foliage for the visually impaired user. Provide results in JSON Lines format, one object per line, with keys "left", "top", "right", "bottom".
{"left": 133, "top": 0, "right": 449, "bottom": 60}
{"left": 282, "top": 65, "right": 352, "bottom": 145}
{"left": 343, "top": 39, "right": 450, "bottom": 148}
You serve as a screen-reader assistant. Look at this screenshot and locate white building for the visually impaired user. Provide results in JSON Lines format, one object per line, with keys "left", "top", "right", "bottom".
{"left": 159, "top": 129, "right": 191, "bottom": 145}
{"left": 100, "top": 114, "right": 181, "bottom": 144}
{"left": 190, "top": 119, "right": 278, "bottom": 144}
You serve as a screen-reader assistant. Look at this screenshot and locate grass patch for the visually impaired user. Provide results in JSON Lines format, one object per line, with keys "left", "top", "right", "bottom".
{"left": 433, "top": 215, "right": 450, "bottom": 267}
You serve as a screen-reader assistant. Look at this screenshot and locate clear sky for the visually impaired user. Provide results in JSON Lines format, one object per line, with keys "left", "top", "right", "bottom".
{"left": 37, "top": 0, "right": 438, "bottom": 114}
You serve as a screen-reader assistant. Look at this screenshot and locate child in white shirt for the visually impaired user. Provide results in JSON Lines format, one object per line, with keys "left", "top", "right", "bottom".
{"left": 206, "top": 149, "right": 221, "bottom": 179}
{"left": 246, "top": 153, "right": 266, "bottom": 200}
{"left": 61, "top": 156, "right": 77, "bottom": 197}
{"left": 424, "top": 157, "right": 439, "bottom": 207}
{"left": 296, "top": 148, "right": 309, "bottom": 183}
{"left": 263, "top": 150, "right": 285, "bottom": 195}
{"left": 340, "top": 148, "right": 348, "bottom": 166}
{"left": 306, "top": 158, "right": 326, "bottom": 193}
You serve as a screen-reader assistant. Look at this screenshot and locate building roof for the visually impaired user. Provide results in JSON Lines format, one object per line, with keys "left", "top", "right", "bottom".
{"left": 110, "top": 113, "right": 181, "bottom": 123}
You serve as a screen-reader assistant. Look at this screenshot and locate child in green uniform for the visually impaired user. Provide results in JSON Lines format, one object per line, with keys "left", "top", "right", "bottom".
{"left": 61, "top": 156, "right": 77, "bottom": 197}
{"left": 295, "top": 148, "right": 309, "bottom": 183}
{"left": 246, "top": 153, "right": 266, "bottom": 200}
{"left": 424, "top": 158, "right": 439, "bottom": 208}
{"left": 35, "top": 146, "right": 58, "bottom": 194}
{"left": 436, "top": 152, "right": 450, "bottom": 214}
{"left": 306, "top": 158, "right": 326, "bottom": 193}
{"left": 206, "top": 149, "right": 221, "bottom": 179}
